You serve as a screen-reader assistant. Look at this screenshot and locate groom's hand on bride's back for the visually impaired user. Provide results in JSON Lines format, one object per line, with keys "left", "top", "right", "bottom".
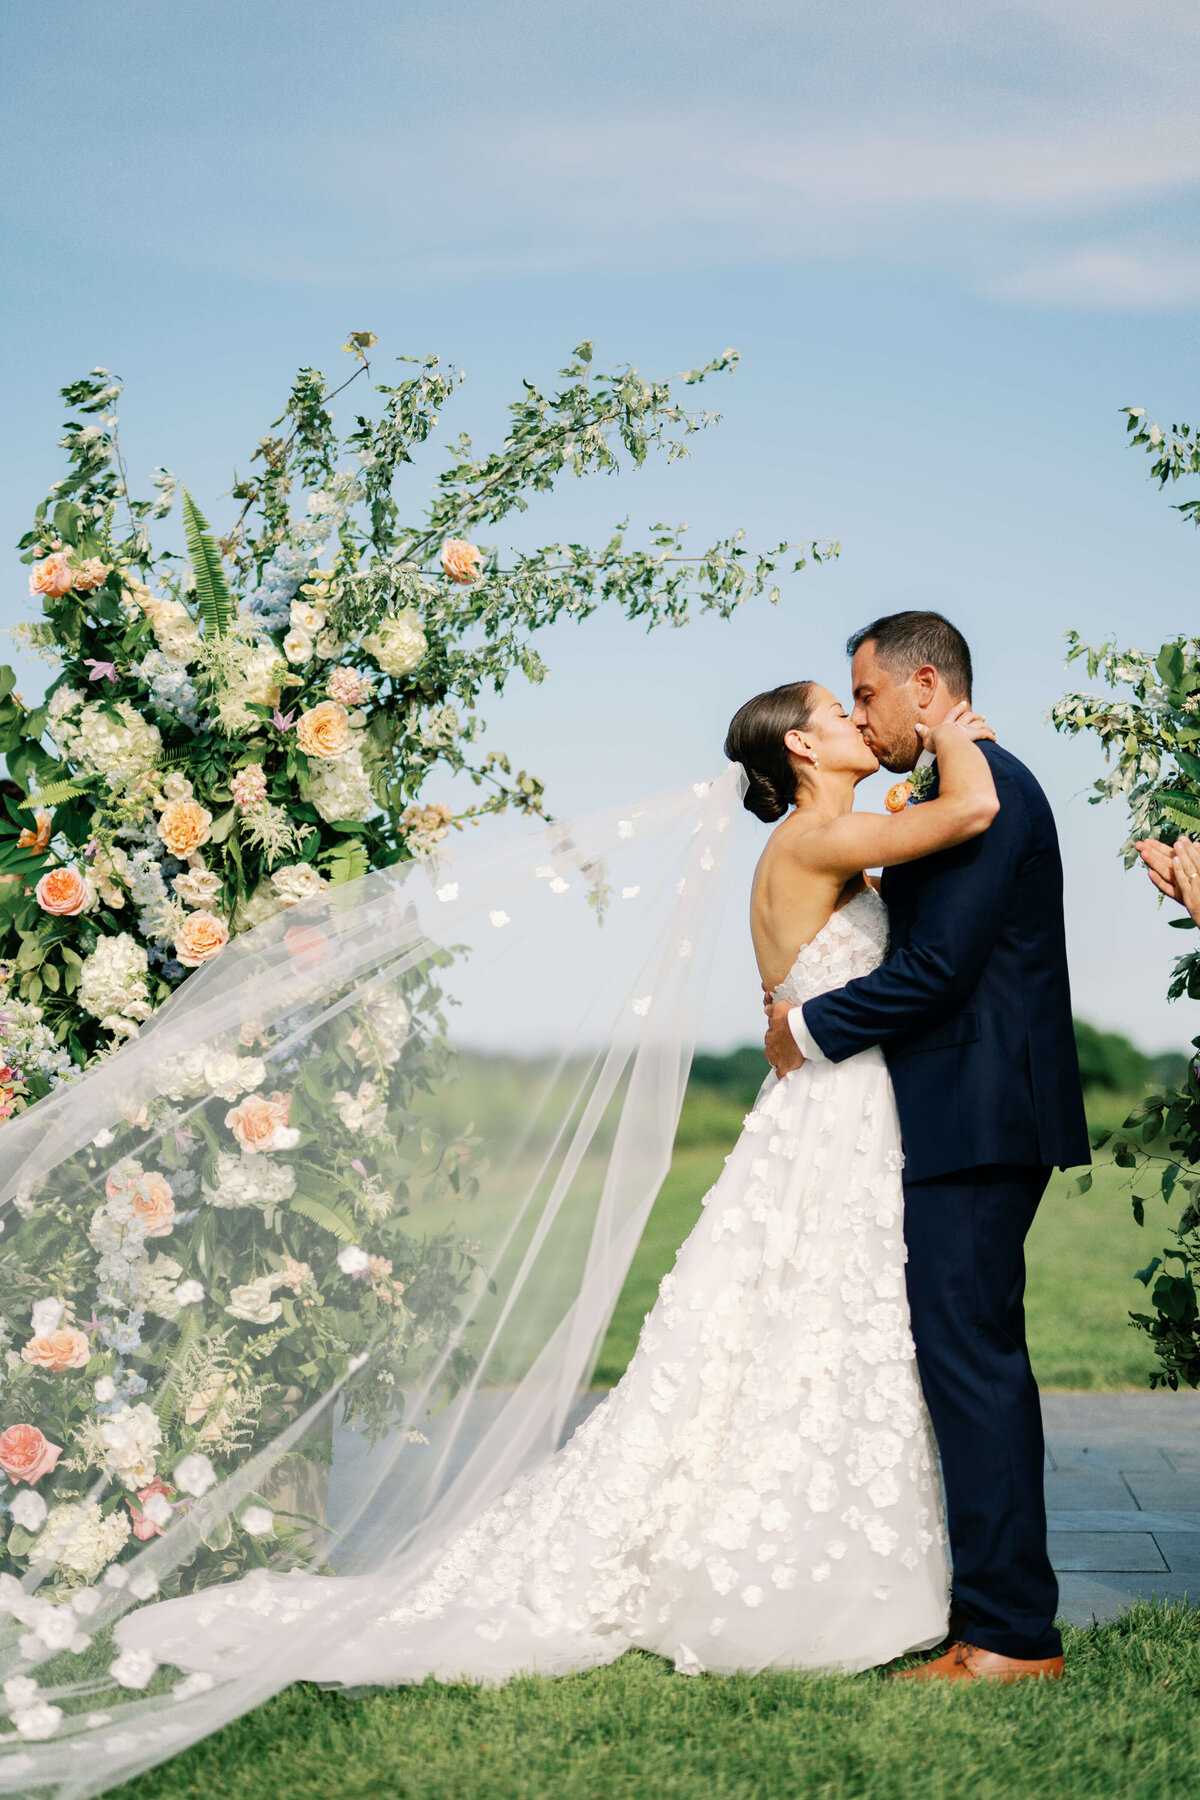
{"left": 764, "top": 1000, "right": 806, "bottom": 1077}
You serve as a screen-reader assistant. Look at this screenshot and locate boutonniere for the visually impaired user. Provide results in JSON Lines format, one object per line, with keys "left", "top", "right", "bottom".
{"left": 884, "top": 752, "right": 936, "bottom": 812}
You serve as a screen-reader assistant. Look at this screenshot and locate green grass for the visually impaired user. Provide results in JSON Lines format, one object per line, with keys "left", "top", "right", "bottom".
{"left": 595, "top": 1091, "right": 1165, "bottom": 1391}
{"left": 115, "top": 1604, "right": 1200, "bottom": 1800}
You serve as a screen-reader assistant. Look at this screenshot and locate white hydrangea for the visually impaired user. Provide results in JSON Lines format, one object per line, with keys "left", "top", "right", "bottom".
{"left": 155, "top": 1044, "right": 213, "bottom": 1100}
{"left": 306, "top": 742, "right": 372, "bottom": 824}
{"left": 233, "top": 879, "right": 285, "bottom": 933}
{"left": 202, "top": 1151, "right": 296, "bottom": 1214}
{"left": 78, "top": 933, "right": 153, "bottom": 1032}
{"left": 215, "top": 643, "right": 286, "bottom": 733}
{"left": 136, "top": 1254, "right": 185, "bottom": 1320}
{"left": 361, "top": 608, "right": 427, "bottom": 677}
{"left": 98, "top": 1402, "right": 163, "bottom": 1487}
{"left": 44, "top": 685, "right": 85, "bottom": 750}
{"left": 73, "top": 700, "right": 162, "bottom": 785}
{"left": 31, "top": 1502, "right": 131, "bottom": 1582}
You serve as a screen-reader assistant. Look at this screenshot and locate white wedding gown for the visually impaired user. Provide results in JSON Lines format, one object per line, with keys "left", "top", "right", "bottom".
{"left": 118, "top": 886, "right": 949, "bottom": 1685}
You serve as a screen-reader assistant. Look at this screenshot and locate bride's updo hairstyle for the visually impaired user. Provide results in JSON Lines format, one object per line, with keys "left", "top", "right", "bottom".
{"left": 724, "top": 680, "right": 818, "bottom": 823}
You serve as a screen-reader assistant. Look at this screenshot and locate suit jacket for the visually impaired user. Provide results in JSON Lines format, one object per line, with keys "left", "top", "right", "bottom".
{"left": 801, "top": 741, "right": 1091, "bottom": 1183}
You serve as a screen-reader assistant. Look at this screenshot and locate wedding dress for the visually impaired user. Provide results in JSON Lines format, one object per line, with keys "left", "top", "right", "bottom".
{"left": 116, "top": 885, "right": 949, "bottom": 1685}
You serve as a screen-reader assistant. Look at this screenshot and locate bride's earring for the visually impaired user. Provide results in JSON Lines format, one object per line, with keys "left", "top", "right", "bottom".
{"left": 812, "top": 757, "right": 820, "bottom": 769}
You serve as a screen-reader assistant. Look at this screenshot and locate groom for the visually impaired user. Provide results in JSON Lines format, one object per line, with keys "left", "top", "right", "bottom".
{"left": 765, "top": 610, "right": 1090, "bottom": 1682}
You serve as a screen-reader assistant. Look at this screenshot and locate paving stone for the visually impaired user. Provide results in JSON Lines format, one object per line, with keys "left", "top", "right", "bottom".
{"left": 1151, "top": 1533, "right": 1200, "bottom": 1574}
{"left": 1043, "top": 1469, "right": 1139, "bottom": 1512}
{"left": 1047, "top": 1531, "right": 1166, "bottom": 1573}
{"left": 1056, "top": 1572, "right": 1195, "bottom": 1627}
{"left": 1048, "top": 1508, "right": 1200, "bottom": 1533}
{"left": 1120, "top": 1472, "right": 1200, "bottom": 1512}
{"left": 1042, "top": 1441, "right": 1171, "bottom": 1474}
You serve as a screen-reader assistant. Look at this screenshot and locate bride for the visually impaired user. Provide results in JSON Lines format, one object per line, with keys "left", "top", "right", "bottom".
{"left": 111, "top": 680, "right": 999, "bottom": 1690}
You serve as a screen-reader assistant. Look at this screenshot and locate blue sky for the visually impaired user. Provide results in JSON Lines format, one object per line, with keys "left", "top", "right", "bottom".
{"left": 2, "top": 0, "right": 1199, "bottom": 1050}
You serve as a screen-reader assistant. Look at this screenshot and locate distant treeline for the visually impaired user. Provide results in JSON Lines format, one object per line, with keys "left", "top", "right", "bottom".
{"left": 687, "top": 1021, "right": 1189, "bottom": 1118}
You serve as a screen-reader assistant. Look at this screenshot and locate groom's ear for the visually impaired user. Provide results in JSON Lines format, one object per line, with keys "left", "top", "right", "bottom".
{"left": 911, "top": 663, "right": 940, "bottom": 709}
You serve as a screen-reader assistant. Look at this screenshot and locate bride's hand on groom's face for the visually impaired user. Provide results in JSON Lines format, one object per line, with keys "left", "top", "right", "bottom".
{"left": 764, "top": 1000, "right": 806, "bottom": 1078}
{"left": 917, "top": 701, "right": 996, "bottom": 752}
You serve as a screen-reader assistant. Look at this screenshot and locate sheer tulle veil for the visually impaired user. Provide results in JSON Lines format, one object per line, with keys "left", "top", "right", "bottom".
{"left": 0, "top": 765, "right": 744, "bottom": 1797}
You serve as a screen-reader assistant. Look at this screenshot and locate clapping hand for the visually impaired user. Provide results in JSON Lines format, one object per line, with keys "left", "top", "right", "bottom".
{"left": 1136, "top": 835, "right": 1200, "bottom": 927}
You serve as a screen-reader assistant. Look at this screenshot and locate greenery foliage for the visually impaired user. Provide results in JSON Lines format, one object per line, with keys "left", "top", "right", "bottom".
{"left": 1054, "top": 402, "right": 1200, "bottom": 1387}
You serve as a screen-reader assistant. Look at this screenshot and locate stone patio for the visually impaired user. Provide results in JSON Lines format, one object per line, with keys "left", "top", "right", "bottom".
{"left": 1043, "top": 1391, "right": 1200, "bottom": 1625}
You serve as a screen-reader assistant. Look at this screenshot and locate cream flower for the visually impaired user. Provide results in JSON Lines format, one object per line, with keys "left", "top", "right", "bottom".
{"left": 290, "top": 599, "right": 325, "bottom": 634}
{"left": 161, "top": 771, "right": 195, "bottom": 804}
{"left": 225, "top": 1276, "right": 283, "bottom": 1326}
{"left": 297, "top": 700, "right": 351, "bottom": 759}
{"left": 98, "top": 1402, "right": 163, "bottom": 1488}
{"left": 20, "top": 1329, "right": 90, "bottom": 1372}
{"left": 106, "top": 1167, "right": 175, "bottom": 1237}
{"left": 326, "top": 666, "right": 371, "bottom": 706}
{"left": 202, "top": 1149, "right": 296, "bottom": 1212}
{"left": 307, "top": 742, "right": 372, "bottom": 823}
{"left": 32, "top": 1502, "right": 130, "bottom": 1580}
{"left": 172, "top": 867, "right": 222, "bottom": 909}
{"left": 270, "top": 862, "right": 325, "bottom": 906}
{"left": 71, "top": 556, "right": 110, "bottom": 592}
{"left": 78, "top": 932, "right": 153, "bottom": 1028}
{"left": 361, "top": 608, "right": 427, "bottom": 678}
{"left": 283, "top": 629, "right": 314, "bottom": 665}
{"left": 73, "top": 701, "right": 162, "bottom": 785}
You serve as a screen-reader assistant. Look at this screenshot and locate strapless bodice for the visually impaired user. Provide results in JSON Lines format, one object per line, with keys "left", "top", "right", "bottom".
{"left": 770, "top": 885, "right": 889, "bottom": 1007}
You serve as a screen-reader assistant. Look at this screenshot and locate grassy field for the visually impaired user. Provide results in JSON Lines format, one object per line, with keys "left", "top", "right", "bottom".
{"left": 110, "top": 1085, "right": 1181, "bottom": 1800}
{"left": 595, "top": 1090, "right": 1164, "bottom": 1391}
{"left": 117, "top": 1604, "right": 1200, "bottom": 1800}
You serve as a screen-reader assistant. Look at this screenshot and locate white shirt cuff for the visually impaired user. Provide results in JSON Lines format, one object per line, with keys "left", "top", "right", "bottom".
{"left": 787, "top": 1007, "right": 827, "bottom": 1062}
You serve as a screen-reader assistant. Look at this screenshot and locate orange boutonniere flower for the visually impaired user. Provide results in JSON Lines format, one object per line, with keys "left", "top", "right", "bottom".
{"left": 885, "top": 781, "right": 914, "bottom": 813}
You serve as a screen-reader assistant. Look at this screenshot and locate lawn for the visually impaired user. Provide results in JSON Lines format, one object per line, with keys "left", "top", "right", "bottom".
{"left": 595, "top": 1091, "right": 1164, "bottom": 1391}
{"left": 116, "top": 1604, "right": 1200, "bottom": 1800}
{"left": 111, "top": 1088, "right": 1186, "bottom": 1800}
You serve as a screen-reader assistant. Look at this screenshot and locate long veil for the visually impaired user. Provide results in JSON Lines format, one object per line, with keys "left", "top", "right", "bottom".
{"left": 0, "top": 765, "right": 744, "bottom": 1798}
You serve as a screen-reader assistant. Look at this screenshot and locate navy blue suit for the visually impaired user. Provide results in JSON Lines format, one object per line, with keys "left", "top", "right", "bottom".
{"left": 802, "top": 742, "right": 1089, "bottom": 1660}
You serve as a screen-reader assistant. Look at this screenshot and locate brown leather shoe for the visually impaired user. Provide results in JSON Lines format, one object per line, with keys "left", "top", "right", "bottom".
{"left": 890, "top": 1641, "right": 1064, "bottom": 1683}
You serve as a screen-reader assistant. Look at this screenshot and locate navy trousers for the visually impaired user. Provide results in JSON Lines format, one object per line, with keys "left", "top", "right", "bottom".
{"left": 902, "top": 1163, "right": 1061, "bottom": 1661}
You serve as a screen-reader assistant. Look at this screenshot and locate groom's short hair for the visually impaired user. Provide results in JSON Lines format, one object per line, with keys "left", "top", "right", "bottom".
{"left": 846, "top": 610, "right": 973, "bottom": 701}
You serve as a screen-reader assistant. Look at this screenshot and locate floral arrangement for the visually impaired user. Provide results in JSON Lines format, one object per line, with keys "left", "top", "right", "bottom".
{"left": 0, "top": 334, "right": 829, "bottom": 1608}
{"left": 1053, "top": 402, "right": 1200, "bottom": 1388}
{"left": 0, "top": 333, "right": 831, "bottom": 1100}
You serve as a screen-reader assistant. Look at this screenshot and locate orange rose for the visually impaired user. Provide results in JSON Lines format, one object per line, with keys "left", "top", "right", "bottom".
{"left": 174, "top": 910, "right": 229, "bottom": 968}
{"left": 284, "top": 925, "right": 328, "bottom": 967}
{"left": 35, "top": 866, "right": 91, "bottom": 917}
{"left": 440, "top": 538, "right": 483, "bottom": 584}
{"left": 28, "top": 551, "right": 75, "bottom": 598}
{"left": 296, "top": 700, "right": 351, "bottom": 760}
{"left": 157, "top": 798, "right": 213, "bottom": 858}
{"left": 225, "top": 1090, "right": 299, "bottom": 1154}
{"left": 0, "top": 1423, "right": 63, "bottom": 1484}
{"left": 107, "top": 1168, "right": 175, "bottom": 1237}
{"left": 884, "top": 781, "right": 914, "bottom": 813}
{"left": 17, "top": 810, "right": 52, "bottom": 854}
{"left": 21, "top": 1327, "right": 90, "bottom": 1372}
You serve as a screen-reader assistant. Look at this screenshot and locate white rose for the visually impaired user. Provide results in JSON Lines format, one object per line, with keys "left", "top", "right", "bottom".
{"left": 283, "top": 629, "right": 314, "bottom": 665}
{"left": 290, "top": 600, "right": 326, "bottom": 633}
{"left": 225, "top": 1276, "right": 282, "bottom": 1325}
{"left": 161, "top": 772, "right": 195, "bottom": 803}
{"left": 173, "top": 1451, "right": 216, "bottom": 1497}
{"left": 270, "top": 863, "right": 326, "bottom": 906}
{"left": 10, "top": 1491, "right": 47, "bottom": 1533}
{"left": 98, "top": 1402, "right": 162, "bottom": 1488}
{"left": 173, "top": 868, "right": 222, "bottom": 909}
{"left": 203, "top": 1050, "right": 242, "bottom": 1094}
{"left": 314, "top": 629, "right": 345, "bottom": 660}
{"left": 361, "top": 608, "right": 427, "bottom": 678}
{"left": 175, "top": 1279, "right": 205, "bottom": 1306}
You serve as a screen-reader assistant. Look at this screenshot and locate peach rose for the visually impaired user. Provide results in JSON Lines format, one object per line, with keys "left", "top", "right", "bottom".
{"left": 72, "top": 557, "right": 110, "bottom": 592}
{"left": 21, "top": 1327, "right": 90, "bottom": 1372}
{"left": 174, "top": 910, "right": 229, "bottom": 968}
{"left": 296, "top": 700, "right": 351, "bottom": 760}
{"left": 284, "top": 925, "right": 328, "bottom": 967}
{"left": 107, "top": 1168, "right": 176, "bottom": 1237}
{"left": 17, "top": 810, "right": 52, "bottom": 854}
{"left": 0, "top": 1423, "right": 63, "bottom": 1484}
{"left": 128, "top": 1478, "right": 173, "bottom": 1540}
{"left": 225, "top": 1090, "right": 300, "bottom": 1154}
{"left": 157, "top": 798, "right": 213, "bottom": 858}
{"left": 884, "top": 781, "right": 914, "bottom": 814}
{"left": 440, "top": 539, "right": 483, "bottom": 585}
{"left": 35, "top": 866, "right": 91, "bottom": 917}
{"left": 29, "top": 551, "right": 75, "bottom": 599}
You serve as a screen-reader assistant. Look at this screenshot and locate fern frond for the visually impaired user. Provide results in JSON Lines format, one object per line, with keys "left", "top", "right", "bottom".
{"left": 289, "top": 1193, "right": 357, "bottom": 1242}
{"left": 181, "top": 487, "right": 234, "bottom": 638}
{"left": 21, "top": 779, "right": 89, "bottom": 809}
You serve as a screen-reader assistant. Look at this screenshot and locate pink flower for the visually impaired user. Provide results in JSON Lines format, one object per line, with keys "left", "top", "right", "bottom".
{"left": 0, "top": 1424, "right": 63, "bottom": 1484}
{"left": 231, "top": 765, "right": 268, "bottom": 811}
{"left": 440, "top": 539, "right": 483, "bottom": 585}
{"left": 29, "top": 552, "right": 75, "bottom": 599}
{"left": 128, "top": 1479, "right": 173, "bottom": 1541}
{"left": 35, "top": 866, "right": 91, "bottom": 917}
{"left": 72, "top": 557, "right": 110, "bottom": 592}
{"left": 284, "top": 925, "right": 327, "bottom": 967}
{"left": 326, "top": 667, "right": 370, "bottom": 706}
